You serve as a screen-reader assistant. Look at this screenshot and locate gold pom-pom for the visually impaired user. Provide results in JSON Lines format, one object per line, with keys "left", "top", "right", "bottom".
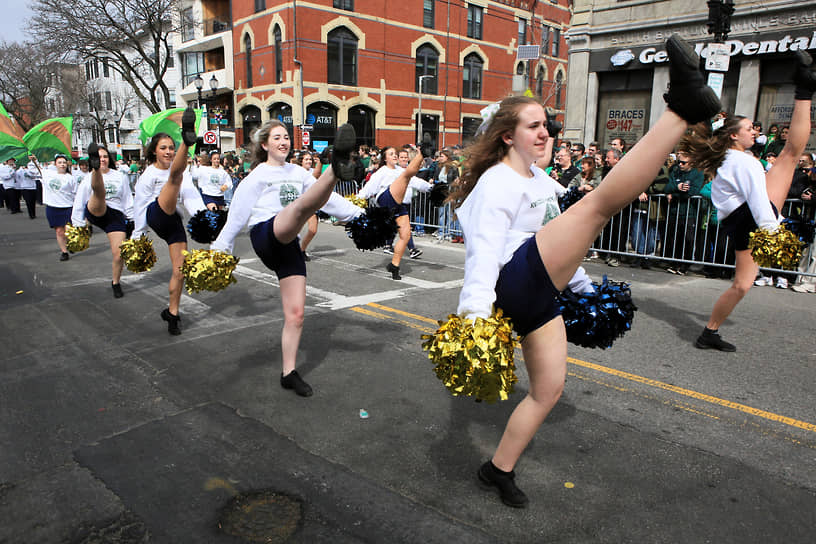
{"left": 180, "top": 249, "right": 239, "bottom": 293}
{"left": 421, "top": 308, "right": 518, "bottom": 403}
{"left": 65, "top": 224, "right": 91, "bottom": 253}
{"left": 748, "top": 224, "right": 805, "bottom": 270}
{"left": 345, "top": 194, "right": 368, "bottom": 208}
{"left": 119, "top": 235, "right": 157, "bottom": 273}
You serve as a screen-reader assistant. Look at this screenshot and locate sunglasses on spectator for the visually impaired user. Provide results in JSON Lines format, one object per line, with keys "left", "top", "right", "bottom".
{"left": 677, "top": 160, "right": 688, "bottom": 165}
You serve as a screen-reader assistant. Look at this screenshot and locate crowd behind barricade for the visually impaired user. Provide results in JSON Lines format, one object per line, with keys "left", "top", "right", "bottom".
{"left": 2, "top": 122, "right": 814, "bottom": 291}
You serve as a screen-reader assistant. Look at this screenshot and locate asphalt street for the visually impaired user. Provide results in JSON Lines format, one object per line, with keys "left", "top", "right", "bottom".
{"left": 1, "top": 208, "right": 815, "bottom": 543}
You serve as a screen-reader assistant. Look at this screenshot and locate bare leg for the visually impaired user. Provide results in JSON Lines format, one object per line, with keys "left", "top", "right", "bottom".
{"left": 167, "top": 242, "right": 187, "bottom": 316}
{"left": 300, "top": 215, "right": 318, "bottom": 252}
{"left": 278, "top": 274, "right": 306, "bottom": 375}
{"left": 55, "top": 226, "right": 68, "bottom": 253}
{"left": 536, "top": 111, "right": 688, "bottom": 289}
{"left": 86, "top": 167, "right": 108, "bottom": 217}
{"left": 491, "top": 317, "right": 567, "bottom": 472}
{"left": 108, "top": 231, "right": 126, "bottom": 284}
{"left": 157, "top": 142, "right": 190, "bottom": 216}
{"left": 273, "top": 166, "right": 339, "bottom": 244}
{"left": 705, "top": 249, "right": 757, "bottom": 330}
{"left": 767, "top": 98, "right": 811, "bottom": 211}
{"left": 388, "top": 152, "right": 423, "bottom": 204}
{"left": 391, "top": 215, "right": 411, "bottom": 267}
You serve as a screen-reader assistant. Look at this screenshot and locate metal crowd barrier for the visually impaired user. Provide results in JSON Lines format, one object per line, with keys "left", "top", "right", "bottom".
{"left": 330, "top": 184, "right": 816, "bottom": 278}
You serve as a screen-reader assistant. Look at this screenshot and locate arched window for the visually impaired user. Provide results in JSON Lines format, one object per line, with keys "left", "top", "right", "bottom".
{"left": 555, "top": 71, "right": 564, "bottom": 108}
{"left": 516, "top": 62, "right": 525, "bottom": 75}
{"left": 241, "top": 105, "right": 262, "bottom": 146}
{"left": 536, "top": 65, "right": 545, "bottom": 97}
{"left": 274, "top": 25, "right": 283, "bottom": 84}
{"left": 462, "top": 53, "right": 482, "bottom": 99}
{"left": 244, "top": 34, "right": 253, "bottom": 88}
{"left": 348, "top": 105, "right": 377, "bottom": 147}
{"left": 327, "top": 27, "right": 357, "bottom": 86}
{"left": 268, "top": 102, "right": 293, "bottom": 140}
{"left": 415, "top": 44, "right": 438, "bottom": 94}
{"left": 306, "top": 102, "right": 340, "bottom": 145}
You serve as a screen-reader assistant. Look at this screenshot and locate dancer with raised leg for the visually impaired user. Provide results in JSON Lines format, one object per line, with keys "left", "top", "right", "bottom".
{"left": 682, "top": 51, "right": 816, "bottom": 352}
{"left": 211, "top": 120, "right": 360, "bottom": 397}
{"left": 443, "top": 35, "right": 721, "bottom": 507}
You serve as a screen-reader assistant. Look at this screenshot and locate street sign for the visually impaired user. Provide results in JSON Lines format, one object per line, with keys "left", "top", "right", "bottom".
{"left": 203, "top": 131, "right": 217, "bottom": 145}
{"left": 705, "top": 43, "right": 731, "bottom": 72}
{"left": 302, "top": 131, "right": 310, "bottom": 147}
{"left": 300, "top": 124, "right": 314, "bottom": 131}
{"left": 707, "top": 72, "right": 725, "bottom": 99}
{"left": 517, "top": 44, "right": 540, "bottom": 60}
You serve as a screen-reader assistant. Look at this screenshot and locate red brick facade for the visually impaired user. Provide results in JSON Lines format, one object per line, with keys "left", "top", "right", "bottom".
{"left": 232, "top": 0, "right": 570, "bottom": 150}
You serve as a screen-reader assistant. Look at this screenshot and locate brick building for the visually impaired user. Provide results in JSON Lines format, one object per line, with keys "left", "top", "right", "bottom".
{"left": 231, "top": 0, "right": 571, "bottom": 152}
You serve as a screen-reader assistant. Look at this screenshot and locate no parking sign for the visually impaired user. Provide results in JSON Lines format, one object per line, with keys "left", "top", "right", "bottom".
{"left": 203, "top": 131, "right": 217, "bottom": 145}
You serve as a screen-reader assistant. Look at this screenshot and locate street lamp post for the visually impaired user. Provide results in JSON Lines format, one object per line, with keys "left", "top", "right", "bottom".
{"left": 209, "top": 75, "right": 220, "bottom": 152}
{"left": 417, "top": 75, "right": 434, "bottom": 147}
{"left": 193, "top": 73, "right": 206, "bottom": 135}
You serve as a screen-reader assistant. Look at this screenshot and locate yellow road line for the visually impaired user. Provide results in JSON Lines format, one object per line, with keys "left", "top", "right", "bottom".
{"left": 359, "top": 302, "right": 816, "bottom": 435}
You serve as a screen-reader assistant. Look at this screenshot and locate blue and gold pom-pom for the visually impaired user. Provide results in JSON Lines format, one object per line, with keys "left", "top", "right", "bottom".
{"left": 421, "top": 308, "right": 518, "bottom": 403}
{"left": 119, "top": 235, "right": 157, "bottom": 273}
{"left": 557, "top": 276, "right": 637, "bottom": 349}
{"left": 65, "top": 224, "right": 91, "bottom": 253}
{"left": 345, "top": 207, "right": 399, "bottom": 251}
{"left": 748, "top": 224, "right": 805, "bottom": 270}
{"left": 558, "top": 186, "right": 584, "bottom": 212}
{"left": 781, "top": 215, "right": 815, "bottom": 245}
{"left": 344, "top": 194, "right": 368, "bottom": 208}
{"left": 181, "top": 249, "right": 239, "bottom": 293}
{"left": 187, "top": 209, "right": 227, "bottom": 244}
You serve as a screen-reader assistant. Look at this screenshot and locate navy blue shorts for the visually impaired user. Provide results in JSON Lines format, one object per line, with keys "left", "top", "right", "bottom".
{"left": 202, "top": 194, "right": 226, "bottom": 207}
{"left": 720, "top": 201, "right": 779, "bottom": 251}
{"left": 146, "top": 199, "right": 187, "bottom": 245}
{"left": 249, "top": 216, "right": 306, "bottom": 279}
{"left": 46, "top": 206, "right": 72, "bottom": 228}
{"left": 495, "top": 236, "right": 562, "bottom": 336}
{"left": 85, "top": 205, "right": 128, "bottom": 234}
{"left": 376, "top": 190, "right": 410, "bottom": 217}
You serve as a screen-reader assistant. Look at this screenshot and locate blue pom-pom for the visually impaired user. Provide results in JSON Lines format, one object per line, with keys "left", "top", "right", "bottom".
{"left": 558, "top": 186, "right": 583, "bottom": 212}
{"left": 345, "top": 207, "right": 399, "bottom": 250}
{"left": 187, "top": 209, "right": 227, "bottom": 243}
{"left": 557, "top": 275, "right": 637, "bottom": 349}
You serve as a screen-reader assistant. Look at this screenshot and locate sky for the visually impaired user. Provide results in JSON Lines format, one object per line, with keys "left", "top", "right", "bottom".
{"left": 0, "top": 0, "right": 33, "bottom": 44}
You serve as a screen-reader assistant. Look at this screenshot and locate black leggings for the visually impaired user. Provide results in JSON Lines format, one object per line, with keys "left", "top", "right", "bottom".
{"left": 21, "top": 189, "right": 37, "bottom": 218}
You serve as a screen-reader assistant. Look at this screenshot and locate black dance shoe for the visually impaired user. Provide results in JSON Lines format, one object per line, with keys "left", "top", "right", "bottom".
{"left": 181, "top": 106, "right": 198, "bottom": 146}
{"left": 280, "top": 370, "right": 313, "bottom": 397}
{"left": 386, "top": 262, "right": 401, "bottom": 280}
{"left": 794, "top": 51, "right": 816, "bottom": 100}
{"left": 87, "top": 143, "right": 100, "bottom": 170}
{"left": 111, "top": 282, "right": 124, "bottom": 298}
{"left": 545, "top": 108, "right": 562, "bottom": 138}
{"left": 477, "top": 461, "right": 529, "bottom": 508}
{"left": 694, "top": 327, "right": 736, "bottom": 352}
{"left": 663, "top": 34, "right": 722, "bottom": 124}
{"left": 331, "top": 124, "right": 357, "bottom": 181}
{"left": 161, "top": 308, "right": 181, "bottom": 335}
{"left": 60, "top": 252, "right": 70, "bottom": 262}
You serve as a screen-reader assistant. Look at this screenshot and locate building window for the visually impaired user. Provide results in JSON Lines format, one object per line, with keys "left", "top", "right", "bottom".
{"left": 333, "top": 0, "right": 353, "bottom": 10}
{"left": 102, "top": 58, "right": 110, "bottom": 77}
{"left": 462, "top": 53, "right": 482, "bottom": 99}
{"left": 467, "top": 5, "right": 483, "bottom": 40}
{"left": 105, "top": 91, "right": 112, "bottom": 111}
{"left": 107, "top": 127, "right": 116, "bottom": 143}
{"left": 182, "top": 52, "right": 205, "bottom": 86}
{"left": 255, "top": 0, "right": 265, "bottom": 13}
{"left": 555, "top": 71, "right": 563, "bottom": 108}
{"left": 423, "top": 0, "right": 434, "bottom": 29}
{"left": 85, "top": 59, "right": 99, "bottom": 80}
{"left": 244, "top": 34, "right": 253, "bottom": 88}
{"left": 169, "top": 90, "right": 176, "bottom": 107}
{"left": 518, "top": 19, "right": 527, "bottom": 46}
{"left": 462, "top": 117, "right": 481, "bottom": 144}
{"left": 541, "top": 26, "right": 550, "bottom": 56}
{"left": 415, "top": 44, "right": 438, "bottom": 94}
{"left": 182, "top": 7, "right": 195, "bottom": 42}
{"left": 516, "top": 62, "right": 524, "bottom": 75}
{"left": 536, "top": 66, "right": 544, "bottom": 97}
{"left": 552, "top": 27, "right": 560, "bottom": 57}
{"left": 327, "top": 27, "right": 357, "bottom": 86}
{"left": 167, "top": 45, "right": 174, "bottom": 68}
{"left": 274, "top": 25, "right": 283, "bottom": 84}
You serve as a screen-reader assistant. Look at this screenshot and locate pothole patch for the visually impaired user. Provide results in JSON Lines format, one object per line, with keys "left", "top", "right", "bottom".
{"left": 218, "top": 489, "right": 303, "bottom": 543}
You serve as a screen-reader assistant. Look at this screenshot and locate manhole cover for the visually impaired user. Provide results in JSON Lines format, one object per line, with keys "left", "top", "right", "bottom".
{"left": 218, "top": 490, "right": 303, "bottom": 543}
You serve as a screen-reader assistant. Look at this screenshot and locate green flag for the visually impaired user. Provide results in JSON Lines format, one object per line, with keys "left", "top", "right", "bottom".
{"left": 23, "top": 117, "right": 73, "bottom": 162}
{"left": 139, "top": 108, "right": 201, "bottom": 155}
{"left": 0, "top": 102, "right": 29, "bottom": 163}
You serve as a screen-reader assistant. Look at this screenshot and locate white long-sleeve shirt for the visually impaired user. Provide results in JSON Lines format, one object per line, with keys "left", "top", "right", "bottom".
{"left": 712, "top": 149, "right": 778, "bottom": 229}
{"left": 131, "top": 164, "right": 206, "bottom": 239}
{"left": 0, "top": 164, "right": 15, "bottom": 188}
{"left": 16, "top": 166, "right": 37, "bottom": 190}
{"left": 42, "top": 170, "right": 78, "bottom": 208}
{"left": 357, "top": 165, "right": 433, "bottom": 204}
{"left": 456, "top": 162, "right": 565, "bottom": 320}
{"left": 194, "top": 165, "right": 233, "bottom": 196}
{"left": 211, "top": 162, "right": 362, "bottom": 254}
{"left": 71, "top": 169, "right": 134, "bottom": 226}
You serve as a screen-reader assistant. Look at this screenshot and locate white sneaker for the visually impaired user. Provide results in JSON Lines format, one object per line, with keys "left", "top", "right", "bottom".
{"left": 754, "top": 276, "right": 772, "bottom": 287}
{"left": 792, "top": 283, "right": 816, "bottom": 293}
{"left": 775, "top": 277, "right": 788, "bottom": 289}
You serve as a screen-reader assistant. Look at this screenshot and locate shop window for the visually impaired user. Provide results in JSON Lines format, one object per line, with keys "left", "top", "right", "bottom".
{"left": 596, "top": 89, "right": 651, "bottom": 150}
{"left": 467, "top": 5, "right": 482, "bottom": 40}
{"left": 423, "top": 0, "right": 434, "bottom": 29}
{"left": 268, "top": 102, "right": 294, "bottom": 141}
{"left": 415, "top": 44, "right": 439, "bottom": 94}
{"left": 306, "top": 102, "right": 339, "bottom": 148}
{"left": 462, "top": 53, "right": 482, "bottom": 99}
{"left": 241, "top": 105, "right": 262, "bottom": 146}
{"left": 274, "top": 25, "right": 283, "bottom": 84}
{"left": 327, "top": 28, "right": 357, "bottom": 86}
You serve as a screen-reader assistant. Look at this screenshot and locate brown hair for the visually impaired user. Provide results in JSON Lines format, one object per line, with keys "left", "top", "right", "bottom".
{"left": 580, "top": 156, "right": 596, "bottom": 181}
{"left": 446, "top": 95, "right": 542, "bottom": 207}
{"left": 250, "top": 119, "right": 288, "bottom": 168}
{"left": 677, "top": 116, "right": 747, "bottom": 180}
